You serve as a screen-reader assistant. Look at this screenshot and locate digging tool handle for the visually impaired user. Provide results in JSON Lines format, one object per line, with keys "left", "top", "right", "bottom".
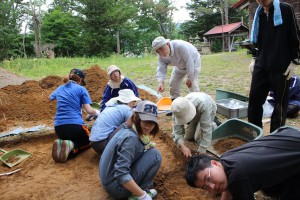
{"left": 0, "top": 168, "right": 22, "bottom": 176}
{"left": 0, "top": 148, "right": 8, "bottom": 154}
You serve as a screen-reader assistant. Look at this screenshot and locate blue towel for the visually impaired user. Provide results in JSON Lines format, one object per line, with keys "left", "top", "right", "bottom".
{"left": 250, "top": 0, "right": 283, "bottom": 43}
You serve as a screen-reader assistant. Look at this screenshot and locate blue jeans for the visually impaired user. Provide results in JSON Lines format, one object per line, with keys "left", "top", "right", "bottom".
{"left": 103, "top": 148, "right": 162, "bottom": 199}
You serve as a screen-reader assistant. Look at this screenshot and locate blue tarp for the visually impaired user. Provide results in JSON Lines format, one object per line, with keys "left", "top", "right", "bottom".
{"left": 0, "top": 125, "right": 53, "bottom": 138}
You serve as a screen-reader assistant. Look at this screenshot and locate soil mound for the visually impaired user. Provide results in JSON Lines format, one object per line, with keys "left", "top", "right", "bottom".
{"left": 0, "top": 65, "right": 157, "bottom": 125}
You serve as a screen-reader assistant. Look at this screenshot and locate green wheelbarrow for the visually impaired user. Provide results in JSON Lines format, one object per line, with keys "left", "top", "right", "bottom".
{"left": 0, "top": 148, "right": 31, "bottom": 168}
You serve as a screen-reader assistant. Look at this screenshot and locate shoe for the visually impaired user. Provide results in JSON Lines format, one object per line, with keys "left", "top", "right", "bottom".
{"left": 52, "top": 139, "right": 62, "bottom": 163}
{"left": 214, "top": 116, "right": 222, "bottom": 126}
{"left": 59, "top": 140, "right": 74, "bottom": 163}
{"left": 128, "top": 189, "right": 157, "bottom": 200}
{"left": 166, "top": 111, "right": 172, "bottom": 116}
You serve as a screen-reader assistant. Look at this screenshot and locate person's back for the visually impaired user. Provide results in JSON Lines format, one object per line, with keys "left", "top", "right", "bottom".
{"left": 90, "top": 104, "right": 132, "bottom": 142}
{"left": 221, "top": 127, "right": 300, "bottom": 199}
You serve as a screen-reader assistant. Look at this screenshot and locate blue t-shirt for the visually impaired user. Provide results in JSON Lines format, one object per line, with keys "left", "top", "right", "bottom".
{"left": 89, "top": 104, "right": 133, "bottom": 142}
{"left": 50, "top": 81, "right": 92, "bottom": 127}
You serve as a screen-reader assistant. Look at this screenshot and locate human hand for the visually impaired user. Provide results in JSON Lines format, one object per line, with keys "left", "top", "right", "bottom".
{"left": 186, "top": 79, "right": 192, "bottom": 88}
{"left": 138, "top": 191, "right": 152, "bottom": 200}
{"left": 284, "top": 63, "right": 298, "bottom": 80}
{"left": 85, "top": 110, "right": 100, "bottom": 121}
{"left": 249, "top": 58, "right": 256, "bottom": 74}
{"left": 180, "top": 144, "right": 192, "bottom": 158}
{"left": 157, "top": 82, "right": 164, "bottom": 93}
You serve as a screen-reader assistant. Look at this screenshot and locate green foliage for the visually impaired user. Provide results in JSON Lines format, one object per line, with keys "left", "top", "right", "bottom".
{"left": 42, "top": 8, "right": 82, "bottom": 57}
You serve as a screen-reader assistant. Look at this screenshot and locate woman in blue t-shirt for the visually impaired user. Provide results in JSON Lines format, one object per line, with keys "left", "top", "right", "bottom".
{"left": 49, "top": 68, "right": 100, "bottom": 163}
{"left": 100, "top": 65, "right": 139, "bottom": 112}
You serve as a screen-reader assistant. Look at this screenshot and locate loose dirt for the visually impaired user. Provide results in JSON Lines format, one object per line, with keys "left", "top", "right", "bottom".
{"left": 0, "top": 66, "right": 216, "bottom": 199}
{"left": 213, "top": 137, "right": 248, "bottom": 155}
{"left": 6, "top": 155, "right": 20, "bottom": 164}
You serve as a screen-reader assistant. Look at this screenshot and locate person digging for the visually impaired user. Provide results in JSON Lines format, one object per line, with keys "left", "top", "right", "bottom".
{"left": 171, "top": 92, "right": 217, "bottom": 157}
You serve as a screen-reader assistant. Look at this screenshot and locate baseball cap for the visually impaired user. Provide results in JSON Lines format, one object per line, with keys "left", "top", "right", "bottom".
{"left": 70, "top": 68, "right": 86, "bottom": 86}
{"left": 134, "top": 100, "right": 158, "bottom": 123}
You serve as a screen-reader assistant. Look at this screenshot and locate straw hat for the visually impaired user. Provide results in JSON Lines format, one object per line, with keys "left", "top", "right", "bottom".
{"left": 171, "top": 97, "right": 196, "bottom": 125}
{"left": 152, "top": 36, "right": 170, "bottom": 51}
{"left": 105, "top": 89, "right": 140, "bottom": 106}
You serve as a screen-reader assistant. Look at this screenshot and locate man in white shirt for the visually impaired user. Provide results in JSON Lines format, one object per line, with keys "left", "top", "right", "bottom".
{"left": 152, "top": 36, "right": 201, "bottom": 100}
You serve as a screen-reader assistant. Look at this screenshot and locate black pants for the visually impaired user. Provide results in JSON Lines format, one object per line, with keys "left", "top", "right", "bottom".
{"left": 55, "top": 124, "right": 91, "bottom": 151}
{"left": 248, "top": 68, "right": 289, "bottom": 132}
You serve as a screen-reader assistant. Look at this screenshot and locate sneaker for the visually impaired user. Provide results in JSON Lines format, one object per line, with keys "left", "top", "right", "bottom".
{"left": 128, "top": 189, "right": 157, "bottom": 200}
{"left": 59, "top": 140, "right": 74, "bottom": 163}
{"left": 52, "top": 139, "right": 62, "bottom": 163}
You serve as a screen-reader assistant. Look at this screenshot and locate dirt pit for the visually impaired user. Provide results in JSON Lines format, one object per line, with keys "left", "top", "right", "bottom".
{"left": 0, "top": 66, "right": 217, "bottom": 199}
{"left": 213, "top": 137, "right": 248, "bottom": 155}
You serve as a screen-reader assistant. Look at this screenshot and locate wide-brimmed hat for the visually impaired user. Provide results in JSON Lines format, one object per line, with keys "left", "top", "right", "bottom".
{"left": 152, "top": 36, "right": 170, "bottom": 51}
{"left": 105, "top": 89, "right": 141, "bottom": 106}
{"left": 70, "top": 68, "right": 86, "bottom": 86}
{"left": 107, "top": 65, "right": 121, "bottom": 76}
{"left": 134, "top": 100, "right": 158, "bottom": 123}
{"left": 171, "top": 97, "right": 196, "bottom": 125}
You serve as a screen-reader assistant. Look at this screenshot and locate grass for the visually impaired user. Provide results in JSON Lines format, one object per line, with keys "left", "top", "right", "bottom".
{"left": 1, "top": 49, "right": 300, "bottom": 129}
{"left": 1, "top": 49, "right": 252, "bottom": 97}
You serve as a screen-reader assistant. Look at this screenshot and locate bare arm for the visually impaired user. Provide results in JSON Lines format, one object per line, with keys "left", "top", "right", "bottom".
{"left": 83, "top": 104, "right": 98, "bottom": 115}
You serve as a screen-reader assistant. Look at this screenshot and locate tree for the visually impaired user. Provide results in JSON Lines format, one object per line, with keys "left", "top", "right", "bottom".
{"left": 0, "top": 0, "right": 24, "bottom": 60}
{"left": 42, "top": 7, "right": 82, "bottom": 56}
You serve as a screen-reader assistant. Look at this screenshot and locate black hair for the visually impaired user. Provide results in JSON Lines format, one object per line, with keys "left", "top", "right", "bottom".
{"left": 185, "top": 155, "right": 218, "bottom": 187}
{"left": 117, "top": 100, "right": 127, "bottom": 105}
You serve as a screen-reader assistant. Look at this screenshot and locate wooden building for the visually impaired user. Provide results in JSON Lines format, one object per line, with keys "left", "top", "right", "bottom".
{"left": 204, "top": 22, "right": 249, "bottom": 52}
{"left": 233, "top": 0, "right": 300, "bottom": 34}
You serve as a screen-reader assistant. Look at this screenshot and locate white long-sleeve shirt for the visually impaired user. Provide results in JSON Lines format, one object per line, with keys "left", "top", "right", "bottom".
{"left": 156, "top": 40, "right": 201, "bottom": 82}
{"left": 172, "top": 92, "right": 217, "bottom": 148}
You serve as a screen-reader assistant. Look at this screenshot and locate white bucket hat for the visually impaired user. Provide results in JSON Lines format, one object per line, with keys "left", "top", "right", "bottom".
{"left": 107, "top": 65, "right": 121, "bottom": 76}
{"left": 152, "top": 36, "right": 170, "bottom": 51}
{"left": 171, "top": 97, "right": 196, "bottom": 125}
{"left": 105, "top": 89, "right": 141, "bottom": 106}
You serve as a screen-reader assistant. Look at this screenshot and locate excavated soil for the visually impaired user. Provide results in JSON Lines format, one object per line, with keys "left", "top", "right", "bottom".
{"left": 213, "top": 137, "right": 248, "bottom": 155}
{"left": 0, "top": 65, "right": 157, "bottom": 133}
{"left": 0, "top": 66, "right": 216, "bottom": 199}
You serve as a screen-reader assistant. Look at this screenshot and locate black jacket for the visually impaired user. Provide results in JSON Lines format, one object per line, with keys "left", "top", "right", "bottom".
{"left": 254, "top": 3, "right": 300, "bottom": 72}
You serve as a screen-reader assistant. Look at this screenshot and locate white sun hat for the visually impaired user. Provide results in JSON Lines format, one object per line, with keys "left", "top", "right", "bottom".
{"left": 105, "top": 89, "right": 141, "bottom": 106}
{"left": 107, "top": 65, "right": 121, "bottom": 76}
{"left": 171, "top": 97, "right": 196, "bottom": 125}
{"left": 152, "top": 36, "right": 170, "bottom": 51}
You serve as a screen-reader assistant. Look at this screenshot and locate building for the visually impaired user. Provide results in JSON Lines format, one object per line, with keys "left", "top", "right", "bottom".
{"left": 233, "top": 0, "right": 300, "bottom": 33}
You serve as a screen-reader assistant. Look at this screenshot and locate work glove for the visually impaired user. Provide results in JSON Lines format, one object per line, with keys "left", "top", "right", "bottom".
{"left": 137, "top": 191, "right": 152, "bottom": 200}
{"left": 249, "top": 58, "right": 256, "bottom": 74}
{"left": 283, "top": 63, "right": 298, "bottom": 80}
{"left": 85, "top": 110, "right": 100, "bottom": 121}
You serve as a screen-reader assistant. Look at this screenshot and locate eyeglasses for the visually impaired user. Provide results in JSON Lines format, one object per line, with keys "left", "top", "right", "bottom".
{"left": 201, "top": 166, "right": 211, "bottom": 190}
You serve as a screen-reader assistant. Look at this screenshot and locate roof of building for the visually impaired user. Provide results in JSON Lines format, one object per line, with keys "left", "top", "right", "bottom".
{"left": 204, "top": 22, "right": 248, "bottom": 36}
{"left": 232, "top": 0, "right": 249, "bottom": 9}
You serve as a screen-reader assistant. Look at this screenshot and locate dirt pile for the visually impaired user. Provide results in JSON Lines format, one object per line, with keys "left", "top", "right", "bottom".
{"left": 0, "top": 65, "right": 157, "bottom": 127}
{"left": 214, "top": 137, "right": 248, "bottom": 155}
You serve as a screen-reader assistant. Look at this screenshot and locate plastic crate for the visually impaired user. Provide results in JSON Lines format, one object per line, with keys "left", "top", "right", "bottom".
{"left": 216, "top": 98, "right": 248, "bottom": 118}
{"left": 207, "top": 119, "right": 264, "bottom": 157}
{"left": 215, "top": 89, "right": 249, "bottom": 102}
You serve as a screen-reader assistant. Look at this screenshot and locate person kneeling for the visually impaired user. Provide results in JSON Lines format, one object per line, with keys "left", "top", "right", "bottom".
{"left": 100, "top": 101, "right": 161, "bottom": 200}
